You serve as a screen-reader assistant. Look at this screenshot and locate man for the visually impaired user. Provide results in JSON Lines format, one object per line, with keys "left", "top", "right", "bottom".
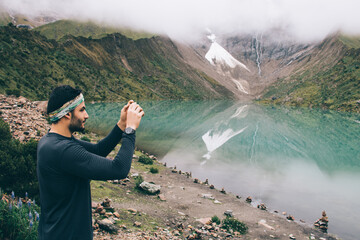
{"left": 37, "top": 85, "right": 144, "bottom": 239}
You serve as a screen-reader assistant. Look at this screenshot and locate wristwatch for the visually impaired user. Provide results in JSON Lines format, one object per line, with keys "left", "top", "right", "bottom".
{"left": 124, "top": 127, "right": 136, "bottom": 135}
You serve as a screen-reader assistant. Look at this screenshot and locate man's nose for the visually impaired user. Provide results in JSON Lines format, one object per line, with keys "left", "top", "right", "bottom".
{"left": 85, "top": 111, "right": 89, "bottom": 119}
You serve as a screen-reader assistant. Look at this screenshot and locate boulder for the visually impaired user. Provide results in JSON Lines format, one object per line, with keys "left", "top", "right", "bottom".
{"left": 97, "top": 219, "right": 119, "bottom": 233}
{"left": 224, "top": 210, "right": 233, "bottom": 217}
{"left": 139, "top": 181, "right": 161, "bottom": 194}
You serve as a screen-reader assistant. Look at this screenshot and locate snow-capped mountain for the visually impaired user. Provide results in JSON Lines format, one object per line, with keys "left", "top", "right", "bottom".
{"left": 204, "top": 32, "right": 251, "bottom": 95}
{"left": 205, "top": 33, "right": 250, "bottom": 71}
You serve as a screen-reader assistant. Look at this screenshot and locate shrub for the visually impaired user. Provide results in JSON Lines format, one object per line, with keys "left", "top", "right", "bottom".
{"left": 211, "top": 215, "right": 221, "bottom": 225}
{"left": 138, "top": 155, "right": 153, "bottom": 165}
{"left": 80, "top": 136, "right": 91, "bottom": 142}
{"left": 5, "top": 88, "right": 21, "bottom": 97}
{"left": 222, "top": 217, "right": 248, "bottom": 235}
{"left": 0, "top": 191, "right": 40, "bottom": 240}
{"left": 0, "top": 119, "right": 39, "bottom": 201}
{"left": 134, "top": 174, "right": 144, "bottom": 189}
{"left": 149, "top": 167, "right": 159, "bottom": 174}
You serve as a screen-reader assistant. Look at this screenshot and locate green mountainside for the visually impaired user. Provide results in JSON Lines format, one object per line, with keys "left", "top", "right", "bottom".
{"left": 260, "top": 35, "right": 360, "bottom": 112}
{"left": 0, "top": 24, "right": 232, "bottom": 101}
{"left": 34, "top": 20, "right": 154, "bottom": 40}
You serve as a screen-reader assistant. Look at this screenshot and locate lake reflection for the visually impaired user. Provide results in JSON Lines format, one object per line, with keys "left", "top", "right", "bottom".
{"left": 86, "top": 101, "right": 360, "bottom": 240}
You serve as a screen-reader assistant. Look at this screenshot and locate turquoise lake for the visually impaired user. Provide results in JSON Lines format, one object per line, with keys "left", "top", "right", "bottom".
{"left": 86, "top": 101, "right": 360, "bottom": 240}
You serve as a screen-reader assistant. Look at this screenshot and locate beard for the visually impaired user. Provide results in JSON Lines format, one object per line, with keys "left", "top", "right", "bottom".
{"left": 69, "top": 115, "right": 85, "bottom": 133}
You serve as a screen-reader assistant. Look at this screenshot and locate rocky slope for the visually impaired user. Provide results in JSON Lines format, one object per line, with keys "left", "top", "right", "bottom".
{"left": 0, "top": 94, "right": 48, "bottom": 142}
{"left": 185, "top": 31, "right": 359, "bottom": 111}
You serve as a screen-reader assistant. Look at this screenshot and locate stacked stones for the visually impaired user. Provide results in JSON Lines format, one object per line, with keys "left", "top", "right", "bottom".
{"left": 0, "top": 94, "right": 49, "bottom": 142}
{"left": 314, "top": 211, "right": 329, "bottom": 233}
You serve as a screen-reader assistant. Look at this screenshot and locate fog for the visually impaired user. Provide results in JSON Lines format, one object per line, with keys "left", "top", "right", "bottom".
{"left": 2, "top": 0, "right": 360, "bottom": 42}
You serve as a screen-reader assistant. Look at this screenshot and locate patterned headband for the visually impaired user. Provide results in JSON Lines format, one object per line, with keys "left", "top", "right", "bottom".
{"left": 49, "top": 93, "right": 84, "bottom": 123}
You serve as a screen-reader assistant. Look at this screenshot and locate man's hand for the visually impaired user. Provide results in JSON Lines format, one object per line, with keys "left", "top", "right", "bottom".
{"left": 126, "top": 102, "right": 144, "bottom": 130}
{"left": 117, "top": 100, "right": 134, "bottom": 131}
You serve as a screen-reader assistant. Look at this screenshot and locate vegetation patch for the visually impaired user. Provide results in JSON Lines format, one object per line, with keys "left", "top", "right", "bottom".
{"left": 138, "top": 155, "right": 153, "bottom": 165}
{"left": 0, "top": 118, "right": 39, "bottom": 201}
{"left": 0, "top": 191, "right": 40, "bottom": 240}
{"left": 149, "top": 167, "right": 159, "bottom": 174}
{"left": 211, "top": 215, "right": 221, "bottom": 225}
{"left": 221, "top": 217, "right": 248, "bottom": 235}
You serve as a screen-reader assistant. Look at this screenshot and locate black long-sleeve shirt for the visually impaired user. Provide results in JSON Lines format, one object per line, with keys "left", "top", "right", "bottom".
{"left": 37, "top": 125, "right": 135, "bottom": 240}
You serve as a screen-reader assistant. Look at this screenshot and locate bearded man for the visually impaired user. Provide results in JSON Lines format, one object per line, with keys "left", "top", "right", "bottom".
{"left": 37, "top": 85, "right": 144, "bottom": 239}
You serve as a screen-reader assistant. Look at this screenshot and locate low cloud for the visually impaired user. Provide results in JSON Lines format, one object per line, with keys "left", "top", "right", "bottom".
{"left": 2, "top": 0, "right": 360, "bottom": 42}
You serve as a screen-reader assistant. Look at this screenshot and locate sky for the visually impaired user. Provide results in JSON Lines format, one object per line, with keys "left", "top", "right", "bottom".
{"left": 2, "top": 0, "right": 360, "bottom": 42}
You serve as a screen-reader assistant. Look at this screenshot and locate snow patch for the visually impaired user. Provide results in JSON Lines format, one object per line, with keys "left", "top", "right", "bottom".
{"left": 205, "top": 42, "right": 250, "bottom": 71}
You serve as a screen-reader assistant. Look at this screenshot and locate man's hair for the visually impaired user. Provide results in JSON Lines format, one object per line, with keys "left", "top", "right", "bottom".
{"left": 47, "top": 85, "right": 82, "bottom": 114}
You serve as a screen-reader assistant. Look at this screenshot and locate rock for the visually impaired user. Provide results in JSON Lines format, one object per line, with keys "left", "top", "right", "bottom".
{"left": 133, "top": 221, "right": 142, "bottom": 227}
{"left": 287, "top": 215, "right": 295, "bottom": 221}
{"left": 204, "top": 179, "right": 209, "bottom": 184}
{"left": 131, "top": 173, "right": 139, "bottom": 177}
{"left": 196, "top": 217, "right": 212, "bottom": 225}
{"left": 201, "top": 194, "right": 214, "bottom": 200}
{"left": 172, "top": 169, "right": 178, "bottom": 173}
{"left": 128, "top": 208, "right": 137, "bottom": 213}
{"left": 158, "top": 194, "right": 166, "bottom": 201}
{"left": 257, "top": 203, "right": 267, "bottom": 211}
{"left": 194, "top": 178, "right": 200, "bottom": 184}
{"left": 104, "top": 212, "right": 113, "bottom": 217}
{"left": 97, "top": 219, "right": 119, "bottom": 233}
{"left": 220, "top": 188, "right": 226, "bottom": 194}
{"left": 210, "top": 184, "right": 215, "bottom": 189}
{"left": 113, "top": 211, "right": 120, "bottom": 218}
{"left": 289, "top": 233, "right": 296, "bottom": 239}
{"left": 214, "top": 200, "right": 221, "bottom": 204}
{"left": 224, "top": 210, "right": 233, "bottom": 217}
{"left": 95, "top": 204, "right": 103, "bottom": 213}
{"left": 91, "top": 202, "right": 98, "bottom": 208}
{"left": 246, "top": 196, "right": 252, "bottom": 203}
{"left": 101, "top": 198, "right": 111, "bottom": 208}
{"left": 258, "top": 219, "right": 275, "bottom": 230}
{"left": 139, "top": 181, "right": 161, "bottom": 194}
{"left": 178, "top": 211, "right": 186, "bottom": 216}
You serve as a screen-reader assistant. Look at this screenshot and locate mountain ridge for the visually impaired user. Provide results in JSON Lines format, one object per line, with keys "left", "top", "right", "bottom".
{"left": 0, "top": 16, "right": 359, "bottom": 112}
{"left": 0, "top": 24, "right": 232, "bottom": 101}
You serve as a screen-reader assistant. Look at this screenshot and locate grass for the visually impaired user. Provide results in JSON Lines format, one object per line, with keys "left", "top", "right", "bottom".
{"left": 339, "top": 35, "right": 360, "bottom": 49}
{"left": 112, "top": 208, "right": 161, "bottom": 232}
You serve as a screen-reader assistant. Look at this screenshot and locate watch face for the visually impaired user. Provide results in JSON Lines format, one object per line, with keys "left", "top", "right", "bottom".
{"left": 125, "top": 127, "right": 135, "bottom": 134}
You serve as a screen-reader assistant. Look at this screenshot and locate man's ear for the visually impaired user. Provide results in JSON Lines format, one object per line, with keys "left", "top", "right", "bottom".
{"left": 64, "top": 112, "right": 71, "bottom": 120}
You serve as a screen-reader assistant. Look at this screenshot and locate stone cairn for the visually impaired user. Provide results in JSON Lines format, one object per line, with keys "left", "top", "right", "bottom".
{"left": 314, "top": 210, "right": 329, "bottom": 233}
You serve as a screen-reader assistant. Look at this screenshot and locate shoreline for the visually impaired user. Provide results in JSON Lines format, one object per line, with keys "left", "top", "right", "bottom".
{"left": 0, "top": 94, "right": 340, "bottom": 239}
